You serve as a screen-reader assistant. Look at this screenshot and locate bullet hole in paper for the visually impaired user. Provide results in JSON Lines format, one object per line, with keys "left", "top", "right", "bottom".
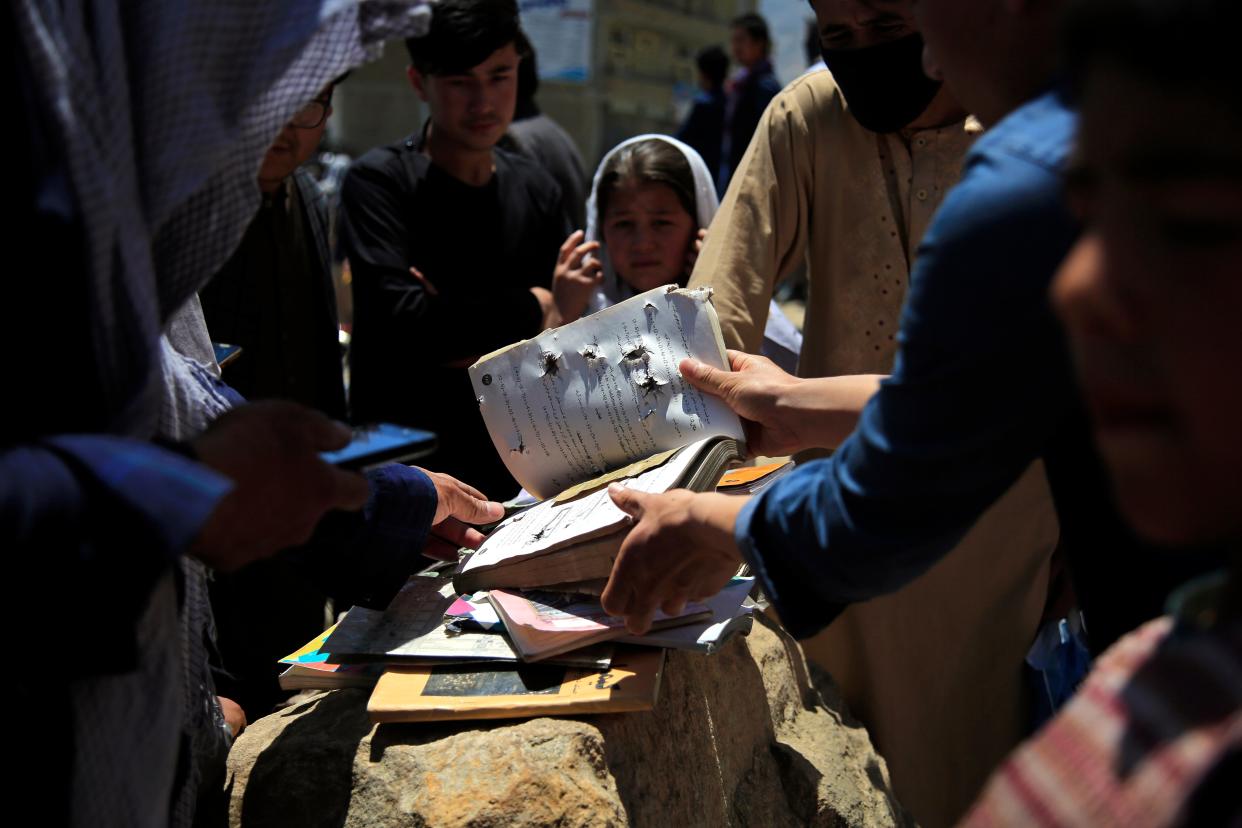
{"left": 636, "top": 373, "right": 667, "bottom": 398}
{"left": 623, "top": 343, "right": 652, "bottom": 362}
{"left": 540, "top": 350, "right": 561, "bottom": 378}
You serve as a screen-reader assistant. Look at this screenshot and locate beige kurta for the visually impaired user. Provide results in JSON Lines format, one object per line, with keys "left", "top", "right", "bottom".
{"left": 688, "top": 70, "right": 1059, "bottom": 828}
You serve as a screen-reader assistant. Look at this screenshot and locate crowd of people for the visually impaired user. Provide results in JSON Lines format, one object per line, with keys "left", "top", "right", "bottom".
{"left": 9, "top": 0, "right": 1239, "bottom": 825}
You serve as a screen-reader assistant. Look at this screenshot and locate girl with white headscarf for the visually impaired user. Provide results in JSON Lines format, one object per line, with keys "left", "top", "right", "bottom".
{"left": 552, "top": 134, "right": 801, "bottom": 370}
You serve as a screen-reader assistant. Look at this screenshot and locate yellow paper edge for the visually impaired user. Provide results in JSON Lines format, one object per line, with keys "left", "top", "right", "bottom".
{"left": 551, "top": 447, "right": 680, "bottom": 504}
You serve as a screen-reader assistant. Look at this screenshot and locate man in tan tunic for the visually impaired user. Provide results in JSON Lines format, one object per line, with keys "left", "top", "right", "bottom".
{"left": 686, "top": 4, "right": 1058, "bottom": 825}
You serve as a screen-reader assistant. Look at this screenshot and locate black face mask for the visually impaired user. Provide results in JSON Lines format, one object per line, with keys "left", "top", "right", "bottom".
{"left": 821, "top": 33, "right": 942, "bottom": 134}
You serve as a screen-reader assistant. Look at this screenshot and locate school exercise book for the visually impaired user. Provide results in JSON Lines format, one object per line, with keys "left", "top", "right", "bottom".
{"left": 456, "top": 285, "right": 745, "bottom": 594}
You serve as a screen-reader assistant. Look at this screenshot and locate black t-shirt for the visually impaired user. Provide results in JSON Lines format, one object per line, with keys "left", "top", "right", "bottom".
{"left": 200, "top": 179, "right": 347, "bottom": 420}
{"left": 339, "top": 135, "right": 569, "bottom": 498}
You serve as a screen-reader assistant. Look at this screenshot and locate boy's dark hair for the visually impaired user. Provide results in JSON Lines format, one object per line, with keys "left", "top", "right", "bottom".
{"left": 514, "top": 30, "right": 540, "bottom": 118}
{"left": 405, "top": 0, "right": 521, "bottom": 76}
{"left": 1063, "top": 0, "right": 1238, "bottom": 102}
{"left": 696, "top": 45, "right": 729, "bottom": 88}
{"left": 731, "top": 13, "right": 771, "bottom": 50}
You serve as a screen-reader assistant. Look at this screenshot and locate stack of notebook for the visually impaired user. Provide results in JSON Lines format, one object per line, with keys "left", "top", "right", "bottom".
{"left": 277, "top": 287, "right": 767, "bottom": 723}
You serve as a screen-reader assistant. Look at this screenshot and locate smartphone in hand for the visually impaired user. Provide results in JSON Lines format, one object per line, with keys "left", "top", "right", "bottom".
{"left": 320, "top": 423, "right": 438, "bottom": 471}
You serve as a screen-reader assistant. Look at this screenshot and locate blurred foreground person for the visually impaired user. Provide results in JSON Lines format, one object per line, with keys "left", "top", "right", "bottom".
{"left": 8, "top": 2, "right": 439, "bottom": 825}
{"left": 964, "top": 1, "right": 1241, "bottom": 823}
{"left": 685, "top": 0, "right": 1057, "bottom": 821}
{"left": 602, "top": 0, "right": 1225, "bottom": 823}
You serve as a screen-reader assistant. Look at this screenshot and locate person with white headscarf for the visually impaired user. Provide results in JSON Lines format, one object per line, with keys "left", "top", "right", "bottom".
{"left": 552, "top": 134, "right": 801, "bottom": 370}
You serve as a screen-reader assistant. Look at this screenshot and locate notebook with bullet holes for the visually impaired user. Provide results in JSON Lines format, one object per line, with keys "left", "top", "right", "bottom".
{"left": 456, "top": 285, "right": 744, "bottom": 595}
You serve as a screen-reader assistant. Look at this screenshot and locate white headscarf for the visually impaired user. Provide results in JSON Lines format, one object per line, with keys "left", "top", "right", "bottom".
{"left": 583, "top": 134, "right": 718, "bottom": 313}
{"left": 580, "top": 134, "right": 803, "bottom": 372}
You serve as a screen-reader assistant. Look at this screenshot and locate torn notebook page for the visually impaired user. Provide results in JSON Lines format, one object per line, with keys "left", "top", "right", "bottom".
{"left": 470, "top": 285, "right": 744, "bottom": 498}
{"left": 459, "top": 438, "right": 713, "bottom": 577}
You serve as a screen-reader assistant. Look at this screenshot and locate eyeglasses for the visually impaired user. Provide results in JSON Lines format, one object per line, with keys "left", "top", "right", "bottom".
{"left": 290, "top": 97, "right": 332, "bottom": 130}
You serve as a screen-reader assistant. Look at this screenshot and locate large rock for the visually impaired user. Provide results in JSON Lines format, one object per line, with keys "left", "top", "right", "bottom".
{"left": 224, "top": 615, "right": 909, "bottom": 827}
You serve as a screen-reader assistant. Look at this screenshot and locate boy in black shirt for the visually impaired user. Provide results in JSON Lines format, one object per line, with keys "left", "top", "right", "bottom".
{"left": 339, "top": 0, "right": 568, "bottom": 498}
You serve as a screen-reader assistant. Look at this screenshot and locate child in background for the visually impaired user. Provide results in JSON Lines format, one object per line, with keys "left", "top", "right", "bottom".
{"left": 553, "top": 135, "right": 802, "bottom": 370}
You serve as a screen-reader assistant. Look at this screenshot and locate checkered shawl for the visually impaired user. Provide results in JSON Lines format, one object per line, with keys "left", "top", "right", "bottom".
{"left": 13, "top": 0, "right": 432, "bottom": 438}
{"left": 15, "top": 4, "right": 434, "bottom": 825}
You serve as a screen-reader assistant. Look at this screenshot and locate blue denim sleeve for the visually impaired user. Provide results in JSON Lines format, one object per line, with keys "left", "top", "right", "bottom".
{"left": 301, "top": 463, "right": 438, "bottom": 609}
{"left": 4, "top": 436, "right": 232, "bottom": 674}
{"left": 737, "top": 110, "right": 1081, "bottom": 640}
{"left": 4, "top": 436, "right": 231, "bottom": 556}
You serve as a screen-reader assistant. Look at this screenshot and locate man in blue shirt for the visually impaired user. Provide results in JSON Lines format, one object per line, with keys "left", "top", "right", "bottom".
{"left": 600, "top": 0, "right": 1222, "bottom": 658}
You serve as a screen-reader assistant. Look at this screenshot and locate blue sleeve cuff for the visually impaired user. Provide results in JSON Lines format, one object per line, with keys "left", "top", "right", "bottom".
{"left": 349, "top": 463, "right": 438, "bottom": 607}
{"left": 734, "top": 471, "right": 847, "bottom": 640}
{"left": 362, "top": 463, "right": 437, "bottom": 547}
{"left": 730, "top": 466, "right": 849, "bottom": 640}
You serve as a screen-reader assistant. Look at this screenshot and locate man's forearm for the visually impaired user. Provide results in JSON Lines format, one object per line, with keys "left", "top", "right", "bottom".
{"left": 779, "top": 374, "right": 886, "bottom": 451}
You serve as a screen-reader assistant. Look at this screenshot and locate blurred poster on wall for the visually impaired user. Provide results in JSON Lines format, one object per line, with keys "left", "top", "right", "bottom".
{"left": 520, "top": 0, "right": 593, "bottom": 83}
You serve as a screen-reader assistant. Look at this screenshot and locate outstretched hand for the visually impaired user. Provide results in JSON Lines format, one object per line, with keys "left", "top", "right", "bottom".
{"left": 600, "top": 485, "right": 746, "bottom": 635}
{"left": 680, "top": 350, "right": 807, "bottom": 457}
{"left": 552, "top": 229, "right": 603, "bottom": 324}
{"left": 681, "top": 351, "right": 884, "bottom": 456}
{"left": 191, "top": 401, "right": 371, "bottom": 572}
{"left": 412, "top": 468, "right": 505, "bottom": 560}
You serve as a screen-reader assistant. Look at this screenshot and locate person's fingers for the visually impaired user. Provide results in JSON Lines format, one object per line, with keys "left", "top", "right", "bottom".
{"left": 567, "top": 258, "right": 603, "bottom": 286}
{"left": 217, "top": 696, "right": 247, "bottom": 738}
{"left": 421, "top": 534, "right": 462, "bottom": 561}
{"left": 275, "top": 403, "right": 354, "bottom": 450}
{"left": 600, "top": 571, "right": 635, "bottom": 618}
{"left": 625, "top": 603, "right": 658, "bottom": 636}
{"left": 725, "top": 349, "right": 755, "bottom": 372}
{"left": 607, "top": 483, "right": 648, "bottom": 518}
{"left": 429, "top": 517, "right": 487, "bottom": 550}
{"left": 567, "top": 240, "right": 600, "bottom": 271}
{"left": 458, "top": 526, "right": 487, "bottom": 549}
{"left": 409, "top": 265, "right": 439, "bottom": 296}
{"left": 456, "top": 478, "right": 489, "bottom": 502}
{"left": 324, "top": 466, "right": 371, "bottom": 511}
{"left": 741, "top": 419, "right": 766, "bottom": 458}
{"left": 654, "top": 561, "right": 702, "bottom": 618}
{"left": 679, "top": 357, "right": 734, "bottom": 400}
{"left": 440, "top": 479, "right": 505, "bottom": 525}
{"left": 558, "top": 230, "right": 584, "bottom": 260}
{"left": 416, "top": 468, "right": 488, "bottom": 503}
{"left": 278, "top": 514, "right": 323, "bottom": 554}
{"left": 660, "top": 591, "right": 690, "bottom": 618}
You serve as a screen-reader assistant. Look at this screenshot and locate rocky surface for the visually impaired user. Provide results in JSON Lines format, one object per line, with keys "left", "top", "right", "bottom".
{"left": 223, "top": 615, "right": 909, "bottom": 827}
